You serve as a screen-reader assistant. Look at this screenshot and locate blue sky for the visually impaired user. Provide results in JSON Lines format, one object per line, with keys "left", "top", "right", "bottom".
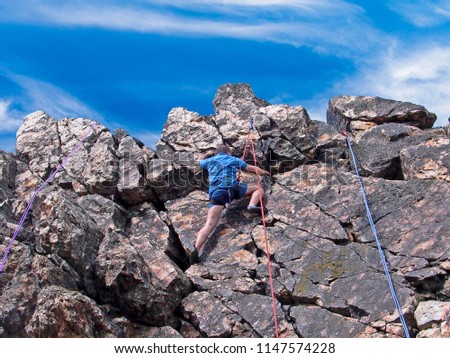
{"left": 1, "top": 0, "right": 450, "bottom": 152}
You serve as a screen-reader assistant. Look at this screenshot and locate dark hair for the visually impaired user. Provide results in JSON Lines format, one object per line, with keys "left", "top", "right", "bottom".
{"left": 215, "top": 144, "right": 231, "bottom": 155}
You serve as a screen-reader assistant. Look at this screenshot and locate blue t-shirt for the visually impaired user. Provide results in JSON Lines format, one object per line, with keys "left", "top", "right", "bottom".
{"left": 199, "top": 153, "right": 248, "bottom": 193}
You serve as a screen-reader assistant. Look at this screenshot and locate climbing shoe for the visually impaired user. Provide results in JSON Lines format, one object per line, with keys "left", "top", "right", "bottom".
{"left": 190, "top": 248, "right": 199, "bottom": 265}
{"left": 247, "top": 205, "right": 268, "bottom": 214}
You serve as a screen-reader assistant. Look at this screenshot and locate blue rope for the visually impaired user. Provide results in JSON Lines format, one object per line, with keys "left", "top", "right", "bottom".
{"left": 344, "top": 134, "right": 411, "bottom": 338}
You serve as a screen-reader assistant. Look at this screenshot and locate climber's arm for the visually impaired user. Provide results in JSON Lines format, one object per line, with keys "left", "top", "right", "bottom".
{"left": 195, "top": 150, "right": 215, "bottom": 166}
{"left": 244, "top": 165, "right": 270, "bottom": 176}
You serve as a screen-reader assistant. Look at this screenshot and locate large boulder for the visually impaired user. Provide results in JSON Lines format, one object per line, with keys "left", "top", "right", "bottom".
{"left": 32, "top": 187, "right": 103, "bottom": 295}
{"left": 400, "top": 137, "right": 450, "bottom": 181}
{"left": 0, "top": 240, "right": 82, "bottom": 337}
{"left": 213, "top": 83, "right": 270, "bottom": 117}
{"left": 25, "top": 286, "right": 124, "bottom": 337}
{"left": 95, "top": 228, "right": 191, "bottom": 327}
{"left": 56, "top": 119, "right": 119, "bottom": 195}
{"left": 157, "top": 107, "right": 223, "bottom": 163}
{"left": 117, "top": 134, "right": 157, "bottom": 205}
{"left": 16, "top": 113, "right": 119, "bottom": 196}
{"left": 327, "top": 95, "right": 437, "bottom": 136}
{"left": 16, "top": 112, "right": 60, "bottom": 179}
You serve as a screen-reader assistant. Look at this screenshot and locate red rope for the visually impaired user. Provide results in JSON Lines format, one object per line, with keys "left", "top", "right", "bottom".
{"left": 248, "top": 129, "right": 280, "bottom": 338}
{"left": 238, "top": 130, "right": 251, "bottom": 182}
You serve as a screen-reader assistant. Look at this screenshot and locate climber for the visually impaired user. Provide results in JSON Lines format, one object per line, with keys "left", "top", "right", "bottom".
{"left": 190, "top": 144, "right": 270, "bottom": 264}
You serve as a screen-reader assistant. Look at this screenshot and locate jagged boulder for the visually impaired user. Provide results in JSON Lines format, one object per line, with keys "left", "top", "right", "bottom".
{"left": 415, "top": 301, "right": 450, "bottom": 337}
{"left": 400, "top": 137, "right": 450, "bottom": 181}
{"left": 25, "top": 286, "right": 124, "bottom": 337}
{"left": 157, "top": 107, "right": 223, "bottom": 163}
{"left": 32, "top": 187, "right": 103, "bottom": 295}
{"left": 16, "top": 111, "right": 61, "bottom": 179}
{"left": 0, "top": 239, "right": 82, "bottom": 337}
{"left": 327, "top": 95, "right": 437, "bottom": 136}
{"left": 95, "top": 228, "right": 191, "bottom": 327}
{"left": 117, "top": 134, "right": 157, "bottom": 205}
{"left": 16, "top": 113, "right": 119, "bottom": 196}
{"left": 76, "top": 194, "right": 128, "bottom": 235}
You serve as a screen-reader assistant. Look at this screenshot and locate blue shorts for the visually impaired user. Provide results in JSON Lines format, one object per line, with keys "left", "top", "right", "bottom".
{"left": 209, "top": 183, "right": 248, "bottom": 207}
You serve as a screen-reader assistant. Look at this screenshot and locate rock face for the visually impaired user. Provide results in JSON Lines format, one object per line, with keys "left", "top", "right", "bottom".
{"left": 1, "top": 83, "right": 449, "bottom": 338}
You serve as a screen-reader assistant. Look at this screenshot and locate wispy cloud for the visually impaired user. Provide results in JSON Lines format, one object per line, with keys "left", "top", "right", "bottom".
{"left": 330, "top": 45, "right": 450, "bottom": 127}
{"left": 0, "top": 1, "right": 385, "bottom": 57}
{"left": 0, "top": 99, "right": 23, "bottom": 132}
{"left": 3, "top": 71, "right": 103, "bottom": 122}
{"left": 388, "top": 0, "right": 450, "bottom": 27}
{"left": 146, "top": 0, "right": 353, "bottom": 14}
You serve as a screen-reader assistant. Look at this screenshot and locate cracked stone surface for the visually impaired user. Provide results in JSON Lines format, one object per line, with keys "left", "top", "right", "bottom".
{"left": 1, "top": 83, "right": 449, "bottom": 338}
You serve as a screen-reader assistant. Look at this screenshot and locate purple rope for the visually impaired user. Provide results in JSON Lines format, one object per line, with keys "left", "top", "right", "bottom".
{"left": 0, "top": 124, "right": 95, "bottom": 273}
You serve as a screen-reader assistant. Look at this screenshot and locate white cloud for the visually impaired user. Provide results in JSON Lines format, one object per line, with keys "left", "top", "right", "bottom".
{"left": 0, "top": 99, "right": 23, "bottom": 132}
{"left": 332, "top": 45, "right": 450, "bottom": 127}
{"left": 0, "top": 1, "right": 382, "bottom": 58}
{"left": 6, "top": 73, "right": 103, "bottom": 122}
{"left": 146, "top": 0, "right": 352, "bottom": 13}
{"left": 388, "top": 0, "right": 450, "bottom": 27}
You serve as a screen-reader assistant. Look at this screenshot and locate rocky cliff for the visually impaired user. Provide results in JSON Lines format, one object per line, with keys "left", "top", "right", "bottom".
{"left": 0, "top": 83, "right": 449, "bottom": 338}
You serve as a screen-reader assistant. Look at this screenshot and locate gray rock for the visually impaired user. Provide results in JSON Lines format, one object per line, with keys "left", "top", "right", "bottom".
{"left": 146, "top": 158, "right": 207, "bottom": 202}
{"left": 186, "top": 261, "right": 262, "bottom": 295}
{"left": 0, "top": 240, "right": 82, "bottom": 337}
{"left": 268, "top": 183, "right": 347, "bottom": 242}
{"left": 32, "top": 187, "right": 103, "bottom": 295}
{"left": 56, "top": 119, "right": 119, "bottom": 196}
{"left": 95, "top": 228, "right": 191, "bottom": 327}
{"left": 352, "top": 123, "right": 444, "bottom": 179}
{"left": 213, "top": 83, "right": 270, "bottom": 117}
{"left": 127, "top": 201, "right": 185, "bottom": 263}
{"left": 156, "top": 107, "right": 223, "bottom": 163}
{"left": 16, "top": 114, "right": 119, "bottom": 196}
{"left": 0, "top": 242, "right": 39, "bottom": 337}
{"left": 0, "top": 151, "right": 16, "bottom": 203}
{"left": 181, "top": 291, "right": 238, "bottom": 338}
{"left": 117, "top": 135, "right": 157, "bottom": 205}
{"left": 290, "top": 305, "right": 367, "bottom": 338}
{"left": 16, "top": 111, "right": 60, "bottom": 179}
{"left": 327, "top": 95, "right": 437, "bottom": 135}
{"left": 307, "top": 120, "right": 348, "bottom": 164}
{"left": 231, "top": 293, "right": 296, "bottom": 338}
{"left": 25, "top": 286, "right": 124, "bottom": 337}
{"left": 414, "top": 301, "right": 450, "bottom": 331}
{"left": 400, "top": 137, "right": 450, "bottom": 181}
{"left": 77, "top": 194, "right": 128, "bottom": 234}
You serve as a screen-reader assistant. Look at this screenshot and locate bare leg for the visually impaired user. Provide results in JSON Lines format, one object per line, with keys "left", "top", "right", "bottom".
{"left": 195, "top": 205, "right": 224, "bottom": 251}
{"left": 245, "top": 184, "right": 265, "bottom": 206}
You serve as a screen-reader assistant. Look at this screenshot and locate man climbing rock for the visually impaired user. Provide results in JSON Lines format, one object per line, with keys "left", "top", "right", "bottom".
{"left": 190, "top": 144, "right": 270, "bottom": 264}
